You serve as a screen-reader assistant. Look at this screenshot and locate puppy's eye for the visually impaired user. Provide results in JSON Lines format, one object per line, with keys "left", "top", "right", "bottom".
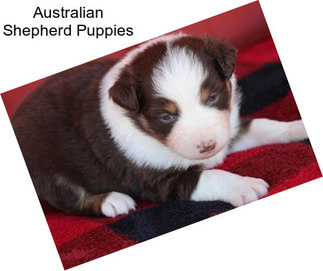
{"left": 160, "top": 113, "right": 174, "bottom": 123}
{"left": 207, "top": 93, "right": 217, "bottom": 104}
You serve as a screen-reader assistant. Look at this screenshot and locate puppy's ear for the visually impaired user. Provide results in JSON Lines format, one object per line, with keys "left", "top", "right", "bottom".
{"left": 204, "top": 35, "right": 237, "bottom": 78}
{"left": 109, "top": 67, "right": 141, "bottom": 112}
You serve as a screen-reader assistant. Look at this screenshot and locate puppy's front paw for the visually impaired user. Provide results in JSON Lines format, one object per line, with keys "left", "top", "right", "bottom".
{"left": 228, "top": 176, "right": 269, "bottom": 206}
{"left": 101, "top": 192, "right": 136, "bottom": 217}
{"left": 288, "top": 120, "right": 308, "bottom": 142}
{"left": 191, "top": 170, "right": 269, "bottom": 207}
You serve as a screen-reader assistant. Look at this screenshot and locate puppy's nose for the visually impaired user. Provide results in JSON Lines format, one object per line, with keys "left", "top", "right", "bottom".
{"left": 197, "top": 140, "right": 216, "bottom": 154}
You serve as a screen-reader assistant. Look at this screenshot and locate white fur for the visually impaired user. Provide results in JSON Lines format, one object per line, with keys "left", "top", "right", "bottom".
{"left": 152, "top": 47, "right": 231, "bottom": 160}
{"left": 99, "top": 34, "right": 241, "bottom": 170}
{"left": 230, "top": 119, "right": 308, "bottom": 153}
{"left": 101, "top": 192, "right": 136, "bottom": 217}
{"left": 190, "top": 169, "right": 269, "bottom": 206}
{"left": 152, "top": 47, "right": 207, "bottom": 103}
{"left": 100, "top": 33, "right": 188, "bottom": 96}
{"left": 228, "top": 75, "right": 241, "bottom": 141}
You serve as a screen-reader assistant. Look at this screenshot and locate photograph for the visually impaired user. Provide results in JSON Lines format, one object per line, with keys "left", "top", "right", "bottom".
{"left": 1, "top": 1, "right": 321, "bottom": 269}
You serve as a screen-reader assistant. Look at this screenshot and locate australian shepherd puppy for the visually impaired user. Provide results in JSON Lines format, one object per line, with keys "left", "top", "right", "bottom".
{"left": 12, "top": 33, "right": 307, "bottom": 217}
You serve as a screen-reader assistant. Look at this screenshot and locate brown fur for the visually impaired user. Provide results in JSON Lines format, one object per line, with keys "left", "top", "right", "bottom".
{"left": 200, "top": 87, "right": 211, "bottom": 104}
{"left": 164, "top": 100, "right": 178, "bottom": 115}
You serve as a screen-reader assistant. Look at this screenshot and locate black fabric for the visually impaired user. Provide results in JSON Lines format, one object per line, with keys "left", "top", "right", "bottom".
{"left": 302, "top": 139, "right": 311, "bottom": 145}
{"left": 239, "top": 63, "right": 290, "bottom": 115}
{"left": 110, "top": 201, "right": 233, "bottom": 242}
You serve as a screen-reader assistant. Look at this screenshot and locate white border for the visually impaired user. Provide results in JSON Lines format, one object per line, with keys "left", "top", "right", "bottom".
{"left": 1, "top": 0, "right": 322, "bottom": 270}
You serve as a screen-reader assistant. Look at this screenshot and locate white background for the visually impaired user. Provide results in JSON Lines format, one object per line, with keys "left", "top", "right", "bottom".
{"left": 0, "top": 0, "right": 322, "bottom": 270}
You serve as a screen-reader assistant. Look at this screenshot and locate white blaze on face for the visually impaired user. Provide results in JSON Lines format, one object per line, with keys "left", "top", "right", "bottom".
{"left": 152, "top": 47, "right": 231, "bottom": 160}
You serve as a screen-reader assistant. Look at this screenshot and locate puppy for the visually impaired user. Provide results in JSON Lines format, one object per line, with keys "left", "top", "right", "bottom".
{"left": 12, "top": 33, "right": 307, "bottom": 217}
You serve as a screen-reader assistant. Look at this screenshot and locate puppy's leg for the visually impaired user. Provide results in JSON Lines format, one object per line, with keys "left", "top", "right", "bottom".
{"left": 35, "top": 175, "right": 136, "bottom": 217}
{"left": 191, "top": 169, "right": 269, "bottom": 206}
{"left": 230, "top": 118, "right": 308, "bottom": 153}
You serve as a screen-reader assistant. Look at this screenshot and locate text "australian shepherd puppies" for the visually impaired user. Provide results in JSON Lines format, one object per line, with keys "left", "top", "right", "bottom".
{"left": 13, "top": 33, "right": 307, "bottom": 217}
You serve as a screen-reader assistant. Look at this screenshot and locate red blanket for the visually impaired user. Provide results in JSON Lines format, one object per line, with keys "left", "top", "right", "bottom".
{"left": 12, "top": 37, "right": 323, "bottom": 269}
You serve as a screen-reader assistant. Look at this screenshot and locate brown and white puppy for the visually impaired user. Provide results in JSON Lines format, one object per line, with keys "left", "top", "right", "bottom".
{"left": 12, "top": 33, "right": 307, "bottom": 217}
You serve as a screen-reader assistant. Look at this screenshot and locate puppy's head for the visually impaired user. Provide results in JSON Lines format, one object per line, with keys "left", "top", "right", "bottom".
{"left": 109, "top": 35, "right": 236, "bottom": 160}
